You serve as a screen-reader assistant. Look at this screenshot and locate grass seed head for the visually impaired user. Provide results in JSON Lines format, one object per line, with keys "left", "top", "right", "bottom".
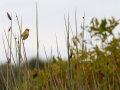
{"left": 7, "top": 12, "right": 12, "bottom": 20}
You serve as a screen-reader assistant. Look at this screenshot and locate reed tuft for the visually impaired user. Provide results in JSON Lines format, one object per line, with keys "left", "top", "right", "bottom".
{"left": 7, "top": 12, "right": 12, "bottom": 20}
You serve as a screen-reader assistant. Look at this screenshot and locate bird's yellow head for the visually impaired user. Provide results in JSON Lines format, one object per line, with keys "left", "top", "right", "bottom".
{"left": 25, "top": 28, "right": 29, "bottom": 31}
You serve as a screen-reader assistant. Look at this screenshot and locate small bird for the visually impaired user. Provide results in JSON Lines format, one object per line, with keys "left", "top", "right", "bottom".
{"left": 21, "top": 28, "right": 29, "bottom": 40}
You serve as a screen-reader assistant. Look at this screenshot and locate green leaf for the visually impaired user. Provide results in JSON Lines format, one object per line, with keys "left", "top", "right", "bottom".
{"left": 52, "top": 56, "right": 57, "bottom": 63}
{"left": 57, "top": 56, "right": 63, "bottom": 62}
{"left": 100, "top": 19, "right": 107, "bottom": 28}
{"left": 95, "top": 18, "right": 99, "bottom": 26}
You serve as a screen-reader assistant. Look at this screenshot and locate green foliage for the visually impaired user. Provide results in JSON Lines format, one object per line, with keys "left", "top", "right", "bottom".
{"left": 89, "top": 17, "right": 119, "bottom": 42}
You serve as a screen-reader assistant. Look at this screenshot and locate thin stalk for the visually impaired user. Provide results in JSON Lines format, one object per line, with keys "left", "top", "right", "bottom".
{"left": 9, "top": 13, "right": 12, "bottom": 64}
{"left": 81, "top": 13, "right": 85, "bottom": 61}
{"left": 49, "top": 46, "right": 54, "bottom": 90}
{"left": 64, "top": 14, "right": 68, "bottom": 34}
{"left": 1, "top": 34, "right": 9, "bottom": 63}
{"left": 80, "top": 13, "right": 85, "bottom": 89}
{"left": 69, "top": 23, "right": 74, "bottom": 38}
{"left": 55, "top": 33, "right": 61, "bottom": 57}
{"left": 75, "top": 9, "right": 78, "bottom": 60}
{"left": 43, "top": 45, "right": 55, "bottom": 90}
{"left": 92, "top": 71, "right": 97, "bottom": 90}
{"left": 5, "top": 75, "right": 9, "bottom": 90}
{"left": 20, "top": 16, "right": 22, "bottom": 66}
{"left": 67, "top": 13, "right": 71, "bottom": 90}
{"left": 8, "top": 13, "right": 12, "bottom": 90}
{"left": 7, "top": 26, "right": 9, "bottom": 63}
{"left": 36, "top": 2, "right": 39, "bottom": 70}
{"left": 9, "top": 65, "right": 18, "bottom": 89}
{"left": 43, "top": 45, "right": 49, "bottom": 65}
{"left": 15, "top": 13, "right": 22, "bottom": 66}
{"left": 3, "top": 29, "right": 18, "bottom": 89}
{"left": 36, "top": 3, "right": 40, "bottom": 89}
{"left": 51, "top": 46, "right": 53, "bottom": 58}
{"left": 1, "top": 34, "right": 9, "bottom": 90}
{"left": 3, "top": 29, "right": 16, "bottom": 65}
{"left": 15, "top": 13, "right": 22, "bottom": 90}
{"left": 69, "top": 21, "right": 74, "bottom": 90}
{"left": 75, "top": 10, "right": 82, "bottom": 89}
{"left": 64, "top": 15, "right": 69, "bottom": 54}
{"left": 7, "top": 12, "right": 12, "bottom": 89}
{"left": 64, "top": 31, "right": 67, "bottom": 48}
{"left": 22, "top": 40, "right": 29, "bottom": 75}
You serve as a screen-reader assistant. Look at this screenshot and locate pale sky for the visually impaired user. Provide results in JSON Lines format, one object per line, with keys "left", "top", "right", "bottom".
{"left": 0, "top": 0, "right": 120, "bottom": 63}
